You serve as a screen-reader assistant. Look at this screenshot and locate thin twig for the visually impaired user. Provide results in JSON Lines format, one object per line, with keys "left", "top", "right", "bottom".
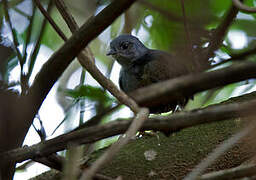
{"left": 22, "top": 3, "right": 36, "bottom": 64}
{"left": 54, "top": 0, "right": 95, "bottom": 122}
{"left": 15, "top": 160, "right": 34, "bottom": 171}
{"left": 212, "top": 46, "right": 256, "bottom": 68}
{"left": 2, "top": 96, "right": 256, "bottom": 164}
{"left": 2, "top": 0, "right": 24, "bottom": 68}
{"left": 200, "top": 164, "right": 256, "bottom": 180}
{"left": 33, "top": 0, "right": 68, "bottom": 41}
{"left": 180, "top": 0, "right": 192, "bottom": 52}
{"left": 54, "top": 0, "right": 94, "bottom": 62}
{"left": 232, "top": 0, "right": 256, "bottom": 13}
{"left": 33, "top": 154, "right": 64, "bottom": 171}
{"left": 79, "top": 70, "right": 86, "bottom": 124}
{"left": 80, "top": 108, "right": 149, "bottom": 180}
{"left": 1, "top": 0, "right": 138, "bottom": 179}
{"left": 207, "top": 3, "right": 239, "bottom": 58}
{"left": 13, "top": 7, "right": 31, "bottom": 19}
{"left": 77, "top": 51, "right": 140, "bottom": 113}
{"left": 54, "top": 0, "right": 79, "bottom": 32}
{"left": 200, "top": 3, "right": 240, "bottom": 71}
{"left": 184, "top": 121, "right": 256, "bottom": 180}
{"left": 53, "top": 0, "right": 140, "bottom": 113}
{"left": 27, "top": 0, "right": 54, "bottom": 79}
{"left": 2, "top": 0, "right": 23, "bottom": 62}
{"left": 25, "top": 0, "right": 137, "bottom": 138}
{"left": 73, "top": 104, "right": 121, "bottom": 131}
{"left": 53, "top": 1, "right": 140, "bottom": 151}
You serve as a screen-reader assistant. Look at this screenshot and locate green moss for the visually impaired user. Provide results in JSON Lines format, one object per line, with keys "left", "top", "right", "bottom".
{"left": 99, "top": 120, "right": 251, "bottom": 179}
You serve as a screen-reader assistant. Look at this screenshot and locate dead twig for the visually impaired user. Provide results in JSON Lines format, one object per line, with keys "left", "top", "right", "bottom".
{"left": 203, "top": 3, "right": 240, "bottom": 70}
{"left": 80, "top": 108, "right": 149, "bottom": 180}
{"left": 232, "top": 0, "right": 256, "bottom": 13}
{"left": 184, "top": 121, "right": 256, "bottom": 180}
{"left": 200, "top": 164, "right": 256, "bottom": 180}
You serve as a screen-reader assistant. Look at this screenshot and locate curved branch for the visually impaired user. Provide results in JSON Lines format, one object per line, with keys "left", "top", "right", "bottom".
{"left": 204, "top": 3, "right": 239, "bottom": 65}
{"left": 200, "top": 164, "right": 256, "bottom": 180}
{"left": 2, "top": 95, "right": 256, "bottom": 164}
{"left": 19, "top": 0, "right": 137, "bottom": 140}
{"left": 232, "top": 0, "right": 256, "bottom": 13}
{"left": 185, "top": 123, "right": 256, "bottom": 179}
{"left": 130, "top": 62, "right": 256, "bottom": 110}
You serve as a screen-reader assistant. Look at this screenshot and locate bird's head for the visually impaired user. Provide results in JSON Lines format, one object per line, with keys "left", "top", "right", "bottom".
{"left": 107, "top": 34, "right": 148, "bottom": 67}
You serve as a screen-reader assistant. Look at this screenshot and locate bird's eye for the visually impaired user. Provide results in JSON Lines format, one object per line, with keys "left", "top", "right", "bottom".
{"left": 120, "top": 42, "right": 129, "bottom": 50}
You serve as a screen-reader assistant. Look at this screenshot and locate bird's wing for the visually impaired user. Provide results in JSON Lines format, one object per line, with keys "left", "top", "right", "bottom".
{"left": 143, "top": 50, "right": 189, "bottom": 83}
{"left": 119, "top": 70, "right": 125, "bottom": 91}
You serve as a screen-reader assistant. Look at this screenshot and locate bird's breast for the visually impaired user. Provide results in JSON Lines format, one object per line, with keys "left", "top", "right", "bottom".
{"left": 119, "top": 64, "right": 151, "bottom": 93}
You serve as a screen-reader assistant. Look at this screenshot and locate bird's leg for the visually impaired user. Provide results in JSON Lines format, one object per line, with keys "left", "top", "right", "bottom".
{"left": 174, "top": 105, "right": 182, "bottom": 113}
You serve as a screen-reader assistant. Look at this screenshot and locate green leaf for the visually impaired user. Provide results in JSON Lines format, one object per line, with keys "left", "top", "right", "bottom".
{"left": 65, "top": 85, "right": 115, "bottom": 106}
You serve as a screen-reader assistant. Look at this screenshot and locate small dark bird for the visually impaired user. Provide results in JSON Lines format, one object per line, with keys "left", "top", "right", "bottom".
{"left": 107, "top": 34, "right": 191, "bottom": 113}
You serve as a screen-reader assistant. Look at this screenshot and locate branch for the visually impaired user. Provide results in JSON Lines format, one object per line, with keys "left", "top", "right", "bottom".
{"left": 33, "top": 0, "right": 68, "bottom": 41}
{"left": 212, "top": 46, "right": 256, "bottom": 68}
{"left": 31, "top": 2, "right": 146, "bottom": 176}
{"left": 21, "top": 0, "right": 137, "bottom": 138}
{"left": 33, "top": 154, "right": 64, "bottom": 171}
{"left": 208, "top": 3, "right": 239, "bottom": 56}
{"left": 184, "top": 122, "right": 256, "bottom": 180}
{"left": 2, "top": 96, "right": 256, "bottom": 164}
{"left": 200, "top": 164, "right": 256, "bottom": 180}
{"left": 80, "top": 108, "right": 149, "bottom": 180}
{"left": 130, "top": 62, "right": 256, "bottom": 110}
{"left": 200, "top": 2, "right": 239, "bottom": 71}
{"left": 53, "top": 0, "right": 140, "bottom": 114}
{"left": 180, "top": 0, "right": 192, "bottom": 52}
{"left": 54, "top": 0, "right": 79, "bottom": 32}
{"left": 27, "top": 1, "right": 54, "bottom": 79}
{"left": 2, "top": 0, "right": 23, "bottom": 65}
{"left": 232, "top": 0, "right": 256, "bottom": 13}
{"left": 62, "top": 144, "right": 83, "bottom": 180}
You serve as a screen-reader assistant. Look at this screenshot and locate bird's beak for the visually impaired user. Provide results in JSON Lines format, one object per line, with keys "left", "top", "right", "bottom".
{"left": 106, "top": 49, "right": 117, "bottom": 56}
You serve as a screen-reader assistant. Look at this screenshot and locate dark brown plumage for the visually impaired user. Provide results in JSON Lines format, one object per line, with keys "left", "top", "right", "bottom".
{"left": 107, "top": 34, "right": 191, "bottom": 113}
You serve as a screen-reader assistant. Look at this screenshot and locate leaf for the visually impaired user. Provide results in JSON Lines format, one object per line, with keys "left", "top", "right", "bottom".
{"left": 65, "top": 85, "right": 115, "bottom": 106}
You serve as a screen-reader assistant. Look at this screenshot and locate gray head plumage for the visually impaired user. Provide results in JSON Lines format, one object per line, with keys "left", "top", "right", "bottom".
{"left": 107, "top": 34, "right": 148, "bottom": 67}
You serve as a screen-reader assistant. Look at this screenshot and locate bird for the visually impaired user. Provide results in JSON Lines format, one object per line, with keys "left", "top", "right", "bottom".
{"left": 107, "top": 34, "right": 191, "bottom": 113}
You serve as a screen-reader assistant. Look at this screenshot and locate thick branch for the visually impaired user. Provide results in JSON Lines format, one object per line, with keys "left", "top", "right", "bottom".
{"left": 232, "top": 0, "right": 256, "bottom": 13}
{"left": 2, "top": 96, "right": 256, "bottom": 164}
{"left": 53, "top": 0, "right": 140, "bottom": 113}
{"left": 205, "top": 3, "right": 239, "bottom": 61}
{"left": 21, "top": 0, "right": 136, "bottom": 140}
{"left": 131, "top": 62, "right": 256, "bottom": 109}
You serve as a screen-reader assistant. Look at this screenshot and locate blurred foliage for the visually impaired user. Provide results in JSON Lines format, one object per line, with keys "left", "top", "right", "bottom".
{"left": 64, "top": 85, "right": 115, "bottom": 107}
